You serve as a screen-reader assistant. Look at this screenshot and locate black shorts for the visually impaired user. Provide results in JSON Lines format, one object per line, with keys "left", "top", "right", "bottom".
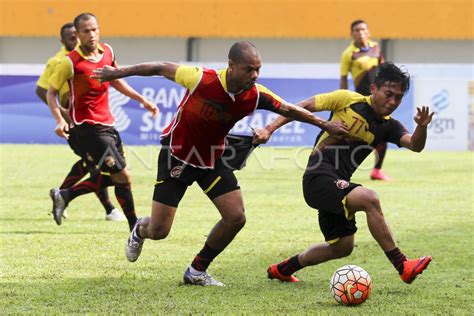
{"left": 153, "top": 140, "right": 240, "bottom": 207}
{"left": 66, "top": 127, "right": 82, "bottom": 157}
{"left": 74, "top": 123, "right": 126, "bottom": 174}
{"left": 303, "top": 174, "right": 361, "bottom": 243}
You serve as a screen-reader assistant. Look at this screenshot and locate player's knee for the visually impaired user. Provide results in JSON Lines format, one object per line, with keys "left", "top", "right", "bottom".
{"left": 148, "top": 228, "right": 170, "bottom": 240}
{"left": 331, "top": 238, "right": 354, "bottom": 258}
{"left": 364, "top": 190, "right": 381, "bottom": 213}
{"left": 226, "top": 210, "right": 246, "bottom": 228}
{"left": 111, "top": 169, "right": 131, "bottom": 184}
{"left": 120, "top": 168, "right": 132, "bottom": 183}
{"left": 338, "top": 244, "right": 354, "bottom": 257}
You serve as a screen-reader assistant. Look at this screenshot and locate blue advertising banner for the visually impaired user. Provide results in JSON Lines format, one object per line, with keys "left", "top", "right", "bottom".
{"left": 0, "top": 75, "right": 413, "bottom": 146}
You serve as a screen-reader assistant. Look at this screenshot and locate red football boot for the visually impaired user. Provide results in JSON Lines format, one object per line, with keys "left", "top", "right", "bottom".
{"left": 267, "top": 264, "right": 300, "bottom": 283}
{"left": 400, "top": 256, "right": 432, "bottom": 284}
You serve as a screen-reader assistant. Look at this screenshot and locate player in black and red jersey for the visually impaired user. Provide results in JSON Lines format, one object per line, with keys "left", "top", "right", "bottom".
{"left": 47, "top": 13, "right": 158, "bottom": 231}
{"left": 92, "top": 41, "right": 349, "bottom": 286}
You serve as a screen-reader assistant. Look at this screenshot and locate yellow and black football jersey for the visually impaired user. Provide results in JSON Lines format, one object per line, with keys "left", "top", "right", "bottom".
{"left": 304, "top": 90, "right": 408, "bottom": 180}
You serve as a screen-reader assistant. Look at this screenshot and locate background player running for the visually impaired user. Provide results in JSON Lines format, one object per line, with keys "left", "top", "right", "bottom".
{"left": 47, "top": 13, "right": 158, "bottom": 231}
{"left": 340, "top": 20, "right": 390, "bottom": 180}
{"left": 36, "top": 22, "right": 123, "bottom": 221}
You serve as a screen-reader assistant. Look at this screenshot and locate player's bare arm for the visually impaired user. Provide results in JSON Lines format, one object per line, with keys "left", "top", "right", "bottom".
{"left": 399, "top": 106, "right": 434, "bottom": 152}
{"left": 253, "top": 97, "right": 349, "bottom": 144}
{"left": 110, "top": 79, "right": 159, "bottom": 118}
{"left": 340, "top": 76, "right": 349, "bottom": 90}
{"left": 36, "top": 86, "right": 48, "bottom": 105}
{"left": 46, "top": 85, "right": 69, "bottom": 139}
{"left": 92, "top": 62, "right": 181, "bottom": 83}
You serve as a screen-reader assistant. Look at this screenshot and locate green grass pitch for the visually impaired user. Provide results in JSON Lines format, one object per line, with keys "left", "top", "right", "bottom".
{"left": 1, "top": 144, "right": 473, "bottom": 314}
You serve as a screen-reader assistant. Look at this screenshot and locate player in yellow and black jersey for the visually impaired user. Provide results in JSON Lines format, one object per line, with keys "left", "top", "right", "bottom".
{"left": 340, "top": 19, "right": 390, "bottom": 181}
{"left": 255, "top": 62, "right": 434, "bottom": 285}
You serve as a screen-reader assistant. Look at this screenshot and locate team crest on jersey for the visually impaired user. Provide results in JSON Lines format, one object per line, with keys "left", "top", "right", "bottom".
{"left": 104, "top": 156, "right": 116, "bottom": 168}
{"left": 86, "top": 153, "right": 94, "bottom": 162}
{"left": 170, "top": 166, "right": 183, "bottom": 178}
{"left": 335, "top": 179, "right": 350, "bottom": 189}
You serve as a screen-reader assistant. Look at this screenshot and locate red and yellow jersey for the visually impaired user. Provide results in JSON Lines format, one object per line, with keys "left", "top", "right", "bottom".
{"left": 37, "top": 46, "right": 70, "bottom": 105}
{"left": 163, "top": 65, "right": 283, "bottom": 168}
{"left": 340, "top": 40, "right": 383, "bottom": 95}
{"left": 50, "top": 43, "right": 116, "bottom": 126}
{"left": 305, "top": 90, "right": 407, "bottom": 180}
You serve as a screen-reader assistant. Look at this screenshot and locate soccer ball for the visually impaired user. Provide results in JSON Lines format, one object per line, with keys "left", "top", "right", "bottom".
{"left": 330, "top": 265, "right": 372, "bottom": 305}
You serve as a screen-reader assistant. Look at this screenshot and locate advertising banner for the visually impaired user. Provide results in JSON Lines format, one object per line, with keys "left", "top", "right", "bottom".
{"left": 1, "top": 74, "right": 414, "bottom": 147}
{"left": 414, "top": 79, "right": 469, "bottom": 150}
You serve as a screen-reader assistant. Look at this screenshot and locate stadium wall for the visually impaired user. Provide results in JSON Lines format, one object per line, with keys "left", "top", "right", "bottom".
{"left": 1, "top": 0, "right": 472, "bottom": 39}
{"left": 1, "top": 63, "right": 472, "bottom": 150}
{"left": 1, "top": 37, "right": 473, "bottom": 64}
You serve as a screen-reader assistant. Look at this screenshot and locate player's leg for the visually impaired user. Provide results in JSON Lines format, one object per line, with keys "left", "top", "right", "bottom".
{"left": 268, "top": 174, "right": 358, "bottom": 282}
{"left": 345, "top": 186, "right": 431, "bottom": 283}
{"left": 371, "top": 142, "right": 390, "bottom": 181}
{"left": 125, "top": 148, "right": 189, "bottom": 262}
{"left": 125, "top": 179, "right": 186, "bottom": 262}
{"left": 55, "top": 126, "right": 118, "bottom": 218}
{"left": 50, "top": 171, "right": 111, "bottom": 225}
{"left": 109, "top": 168, "right": 137, "bottom": 231}
{"left": 345, "top": 186, "right": 395, "bottom": 251}
{"left": 51, "top": 126, "right": 129, "bottom": 226}
{"left": 268, "top": 235, "right": 355, "bottom": 283}
{"left": 94, "top": 178, "right": 122, "bottom": 221}
{"left": 183, "top": 170, "right": 243, "bottom": 286}
{"left": 59, "top": 160, "right": 88, "bottom": 189}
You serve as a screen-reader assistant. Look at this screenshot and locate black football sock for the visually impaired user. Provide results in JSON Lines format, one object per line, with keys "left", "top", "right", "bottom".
{"left": 60, "top": 160, "right": 88, "bottom": 189}
{"left": 191, "top": 243, "right": 223, "bottom": 272}
{"left": 95, "top": 174, "right": 115, "bottom": 214}
{"left": 277, "top": 255, "right": 302, "bottom": 276}
{"left": 60, "top": 174, "right": 101, "bottom": 204}
{"left": 385, "top": 247, "right": 407, "bottom": 274}
{"left": 114, "top": 183, "right": 137, "bottom": 231}
{"left": 374, "top": 142, "right": 387, "bottom": 169}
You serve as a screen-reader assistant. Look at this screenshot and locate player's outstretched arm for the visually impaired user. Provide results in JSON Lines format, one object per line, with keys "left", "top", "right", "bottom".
{"left": 91, "top": 62, "right": 181, "bottom": 83}
{"left": 399, "top": 106, "right": 434, "bottom": 152}
{"left": 110, "top": 79, "right": 159, "bottom": 118}
{"left": 253, "top": 97, "right": 348, "bottom": 144}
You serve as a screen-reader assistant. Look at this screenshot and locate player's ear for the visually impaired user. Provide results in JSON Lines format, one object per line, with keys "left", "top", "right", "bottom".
{"left": 370, "top": 83, "right": 377, "bottom": 95}
{"left": 228, "top": 59, "right": 235, "bottom": 72}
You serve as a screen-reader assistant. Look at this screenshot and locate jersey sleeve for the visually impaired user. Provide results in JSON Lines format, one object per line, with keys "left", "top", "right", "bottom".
{"left": 314, "top": 90, "right": 363, "bottom": 112}
{"left": 36, "top": 57, "right": 57, "bottom": 89}
{"left": 175, "top": 65, "right": 202, "bottom": 91}
{"left": 49, "top": 57, "right": 73, "bottom": 91}
{"left": 340, "top": 47, "right": 352, "bottom": 76}
{"left": 256, "top": 84, "right": 283, "bottom": 112}
{"left": 385, "top": 119, "right": 409, "bottom": 147}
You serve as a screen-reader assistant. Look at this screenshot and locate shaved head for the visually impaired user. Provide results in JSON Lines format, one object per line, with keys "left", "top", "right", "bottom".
{"left": 228, "top": 41, "right": 260, "bottom": 63}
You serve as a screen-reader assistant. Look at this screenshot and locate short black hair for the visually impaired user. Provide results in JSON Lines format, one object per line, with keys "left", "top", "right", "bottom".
{"left": 60, "top": 23, "right": 74, "bottom": 40}
{"left": 374, "top": 62, "right": 410, "bottom": 93}
{"left": 73, "top": 12, "right": 96, "bottom": 30}
{"left": 228, "top": 41, "right": 258, "bottom": 63}
{"left": 351, "top": 19, "right": 367, "bottom": 32}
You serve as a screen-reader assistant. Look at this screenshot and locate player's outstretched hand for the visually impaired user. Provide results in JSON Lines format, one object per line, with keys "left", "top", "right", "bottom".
{"left": 252, "top": 127, "right": 272, "bottom": 144}
{"left": 91, "top": 65, "right": 117, "bottom": 83}
{"left": 414, "top": 106, "right": 435, "bottom": 127}
{"left": 143, "top": 99, "right": 159, "bottom": 118}
{"left": 55, "top": 120, "right": 69, "bottom": 139}
{"left": 324, "top": 120, "right": 350, "bottom": 137}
